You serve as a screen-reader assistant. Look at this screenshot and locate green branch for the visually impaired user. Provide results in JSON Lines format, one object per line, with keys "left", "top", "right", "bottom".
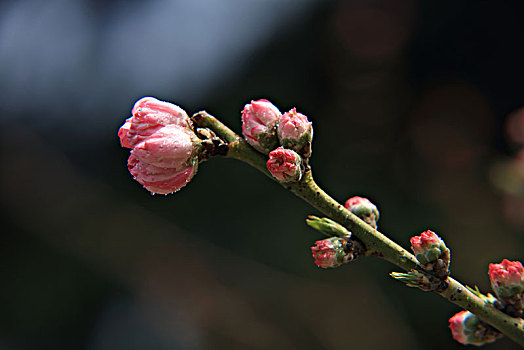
{"left": 442, "top": 278, "right": 524, "bottom": 345}
{"left": 191, "top": 111, "right": 524, "bottom": 346}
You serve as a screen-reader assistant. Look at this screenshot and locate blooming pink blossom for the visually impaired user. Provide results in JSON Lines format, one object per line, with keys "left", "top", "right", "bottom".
{"left": 241, "top": 99, "right": 281, "bottom": 153}
{"left": 266, "top": 147, "right": 302, "bottom": 182}
{"left": 344, "top": 196, "right": 379, "bottom": 229}
{"left": 119, "top": 97, "right": 191, "bottom": 149}
{"left": 488, "top": 259, "right": 524, "bottom": 298}
{"left": 311, "top": 238, "right": 345, "bottom": 268}
{"left": 118, "top": 97, "right": 201, "bottom": 194}
{"left": 278, "top": 108, "right": 312, "bottom": 157}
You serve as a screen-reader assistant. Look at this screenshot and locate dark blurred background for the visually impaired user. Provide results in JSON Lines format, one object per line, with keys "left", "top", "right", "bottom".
{"left": 1, "top": 0, "right": 523, "bottom": 349}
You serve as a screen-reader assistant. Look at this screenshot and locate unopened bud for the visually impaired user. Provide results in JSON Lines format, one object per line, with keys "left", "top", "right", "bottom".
{"left": 488, "top": 259, "right": 524, "bottom": 299}
{"left": 410, "top": 230, "right": 450, "bottom": 278}
{"left": 118, "top": 97, "right": 202, "bottom": 194}
{"left": 267, "top": 147, "right": 302, "bottom": 182}
{"left": 241, "top": 99, "right": 281, "bottom": 154}
{"left": 130, "top": 125, "right": 201, "bottom": 168}
{"left": 448, "top": 311, "right": 501, "bottom": 346}
{"left": 278, "top": 108, "right": 313, "bottom": 158}
{"left": 311, "top": 236, "right": 361, "bottom": 268}
{"left": 119, "top": 97, "right": 192, "bottom": 149}
{"left": 128, "top": 155, "right": 197, "bottom": 195}
{"left": 344, "top": 196, "right": 379, "bottom": 229}
{"left": 410, "top": 230, "right": 448, "bottom": 262}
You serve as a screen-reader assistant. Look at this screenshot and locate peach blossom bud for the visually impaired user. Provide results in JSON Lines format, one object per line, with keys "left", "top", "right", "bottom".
{"left": 118, "top": 118, "right": 133, "bottom": 148}
{"left": 125, "top": 124, "right": 201, "bottom": 194}
{"left": 119, "top": 97, "right": 192, "bottom": 149}
{"left": 448, "top": 311, "right": 500, "bottom": 346}
{"left": 344, "top": 196, "right": 379, "bottom": 229}
{"left": 488, "top": 259, "right": 524, "bottom": 299}
{"left": 130, "top": 125, "right": 201, "bottom": 169}
{"left": 241, "top": 99, "right": 281, "bottom": 154}
{"left": 410, "top": 230, "right": 448, "bottom": 265}
{"left": 311, "top": 237, "right": 347, "bottom": 268}
{"left": 278, "top": 108, "right": 313, "bottom": 157}
{"left": 266, "top": 147, "right": 302, "bottom": 182}
{"left": 409, "top": 230, "right": 450, "bottom": 278}
{"left": 128, "top": 154, "right": 197, "bottom": 195}
{"left": 118, "top": 97, "right": 203, "bottom": 195}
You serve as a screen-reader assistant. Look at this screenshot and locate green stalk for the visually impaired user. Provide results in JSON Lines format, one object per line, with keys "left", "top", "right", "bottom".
{"left": 192, "top": 111, "right": 524, "bottom": 346}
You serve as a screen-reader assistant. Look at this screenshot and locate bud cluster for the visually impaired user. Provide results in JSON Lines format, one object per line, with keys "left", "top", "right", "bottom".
{"left": 307, "top": 196, "right": 379, "bottom": 269}
{"left": 118, "top": 97, "right": 202, "bottom": 194}
{"left": 240, "top": 99, "right": 313, "bottom": 183}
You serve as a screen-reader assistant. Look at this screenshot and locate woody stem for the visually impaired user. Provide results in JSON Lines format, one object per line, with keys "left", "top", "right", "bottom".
{"left": 191, "top": 111, "right": 524, "bottom": 346}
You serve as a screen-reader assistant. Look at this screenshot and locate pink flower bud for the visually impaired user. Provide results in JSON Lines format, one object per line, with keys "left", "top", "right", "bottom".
{"left": 128, "top": 154, "right": 197, "bottom": 195}
{"left": 409, "top": 230, "right": 445, "bottom": 261}
{"left": 118, "top": 97, "right": 202, "bottom": 195}
{"left": 410, "top": 230, "right": 450, "bottom": 278}
{"left": 311, "top": 237, "right": 347, "bottom": 268}
{"left": 410, "top": 230, "right": 440, "bottom": 254}
{"left": 344, "top": 196, "right": 379, "bottom": 229}
{"left": 449, "top": 311, "right": 475, "bottom": 345}
{"left": 488, "top": 259, "right": 524, "bottom": 299}
{"left": 266, "top": 147, "right": 302, "bottom": 182}
{"left": 241, "top": 99, "right": 281, "bottom": 153}
{"left": 130, "top": 125, "right": 200, "bottom": 169}
{"left": 118, "top": 119, "right": 133, "bottom": 148}
{"left": 449, "top": 311, "right": 499, "bottom": 346}
{"left": 119, "top": 97, "right": 192, "bottom": 149}
{"left": 127, "top": 126, "right": 200, "bottom": 194}
{"left": 278, "top": 108, "right": 313, "bottom": 157}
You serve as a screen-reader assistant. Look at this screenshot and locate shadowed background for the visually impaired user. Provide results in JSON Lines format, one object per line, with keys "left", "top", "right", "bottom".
{"left": 1, "top": 0, "right": 523, "bottom": 349}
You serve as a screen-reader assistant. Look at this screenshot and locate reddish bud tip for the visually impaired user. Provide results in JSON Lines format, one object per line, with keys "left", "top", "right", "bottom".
{"left": 488, "top": 259, "right": 524, "bottom": 299}
{"left": 449, "top": 311, "right": 473, "bottom": 345}
{"left": 344, "top": 196, "right": 379, "bottom": 229}
{"left": 267, "top": 147, "right": 302, "bottom": 182}
{"left": 278, "top": 108, "right": 313, "bottom": 157}
{"left": 449, "top": 311, "right": 500, "bottom": 346}
{"left": 409, "top": 230, "right": 449, "bottom": 269}
{"left": 410, "top": 230, "right": 440, "bottom": 255}
{"left": 311, "top": 237, "right": 345, "bottom": 268}
{"left": 119, "top": 96, "right": 191, "bottom": 149}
